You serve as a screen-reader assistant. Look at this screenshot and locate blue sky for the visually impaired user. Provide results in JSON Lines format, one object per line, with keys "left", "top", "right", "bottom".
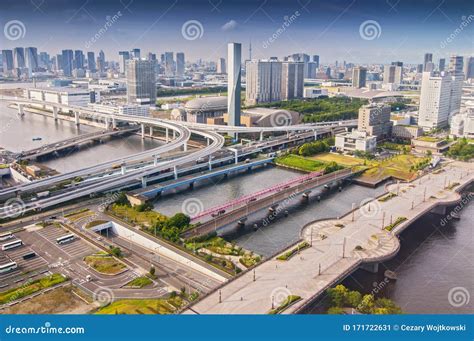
{"left": 1, "top": 0, "right": 473, "bottom": 64}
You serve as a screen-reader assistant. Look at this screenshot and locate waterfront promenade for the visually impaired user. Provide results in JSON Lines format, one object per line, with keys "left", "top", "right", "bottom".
{"left": 183, "top": 161, "right": 473, "bottom": 314}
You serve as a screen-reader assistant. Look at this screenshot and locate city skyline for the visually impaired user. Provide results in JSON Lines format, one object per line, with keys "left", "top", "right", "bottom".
{"left": 1, "top": 0, "right": 473, "bottom": 64}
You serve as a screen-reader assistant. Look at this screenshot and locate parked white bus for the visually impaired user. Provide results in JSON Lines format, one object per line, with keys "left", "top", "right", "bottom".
{"left": 0, "top": 261, "right": 18, "bottom": 273}
{"left": 1, "top": 239, "right": 23, "bottom": 251}
{"left": 0, "top": 232, "right": 13, "bottom": 241}
{"left": 56, "top": 234, "right": 75, "bottom": 245}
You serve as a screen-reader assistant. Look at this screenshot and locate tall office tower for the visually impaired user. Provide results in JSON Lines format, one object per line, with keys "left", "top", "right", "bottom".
{"left": 2, "top": 50, "right": 14, "bottom": 72}
{"left": 126, "top": 59, "right": 156, "bottom": 106}
{"left": 55, "top": 54, "right": 62, "bottom": 72}
{"left": 176, "top": 52, "right": 185, "bottom": 77}
{"left": 448, "top": 55, "right": 464, "bottom": 75}
{"left": 61, "top": 49, "right": 74, "bottom": 76}
{"left": 383, "top": 64, "right": 402, "bottom": 84}
{"left": 227, "top": 42, "right": 241, "bottom": 127}
{"left": 118, "top": 51, "right": 130, "bottom": 74}
{"left": 216, "top": 57, "right": 226, "bottom": 74}
{"left": 87, "top": 52, "right": 96, "bottom": 71}
{"left": 147, "top": 53, "right": 156, "bottom": 61}
{"left": 325, "top": 67, "right": 331, "bottom": 78}
{"left": 352, "top": 66, "right": 367, "bottom": 88}
{"left": 131, "top": 48, "right": 140, "bottom": 59}
{"left": 39, "top": 52, "right": 50, "bottom": 70}
{"left": 464, "top": 57, "right": 474, "bottom": 79}
{"left": 416, "top": 64, "right": 424, "bottom": 73}
{"left": 74, "top": 50, "right": 84, "bottom": 69}
{"left": 25, "top": 47, "right": 38, "bottom": 77}
{"left": 423, "top": 53, "right": 433, "bottom": 71}
{"left": 312, "top": 55, "right": 320, "bottom": 68}
{"left": 13, "top": 47, "right": 25, "bottom": 68}
{"left": 97, "top": 50, "right": 106, "bottom": 72}
{"left": 281, "top": 62, "right": 304, "bottom": 101}
{"left": 439, "top": 58, "right": 446, "bottom": 72}
{"left": 418, "top": 71, "right": 455, "bottom": 130}
{"left": 358, "top": 104, "right": 392, "bottom": 140}
{"left": 164, "top": 52, "right": 174, "bottom": 76}
{"left": 391, "top": 61, "right": 403, "bottom": 67}
{"left": 306, "top": 61, "right": 318, "bottom": 79}
{"left": 245, "top": 60, "right": 282, "bottom": 105}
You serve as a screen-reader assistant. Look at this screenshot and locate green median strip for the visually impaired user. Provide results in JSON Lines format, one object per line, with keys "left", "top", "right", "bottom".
{"left": 268, "top": 295, "right": 302, "bottom": 314}
{"left": 276, "top": 241, "right": 310, "bottom": 261}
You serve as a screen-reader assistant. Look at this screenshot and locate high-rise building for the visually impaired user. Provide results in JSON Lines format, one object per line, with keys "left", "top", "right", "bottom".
{"left": 13, "top": 47, "right": 25, "bottom": 69}
{"left": 176, "top": 52, "right": 185, "bottom": 77}
{"left": 448, "top": 55, "right": 464, "bottom": 76}
{"left": 74, "top": 50, "right": 84, "bottom": 70}
{"left": 216, "top": 57, "right": 226, "bottom": 74}
{"left": 312, "top": 55, "right": 320, "bottom": 67}
{"left": 87, "top": 52, "right": 96, "bottom": 72}
{"left": 418, "top": 71, "right": 459, "bottom": 130}
{"left": 383, "top": 64, "right": 402, "bottom": 85}
{"left": 306, "top": 61, "right": 318, "bottom": 79}
{"left": 164, "top": 52, "right": 174, "bottom": 76}
{"left": 352, "top": 66, "right": 367, "bottom": 88}
{"left": 358, "top": 103, "right": 392, "bottom": 140}
{"left": 281, "top": 61, "right": 304, "bottom": 101}
{"left": 131, "top": 48, "right": 140, "bottom": 59}
{"left": 126, "top": 59, "right": 156, "bottom": 106}
{"left": 97, "top": 50, "right": 105, "bottom": 73}
{"left": 2, "top": 50, "right": 14, "bottom": 72}
{"left": 391, "top": 61, "right": 403, "bottom": 67}
{"left": 439, "top": 58, "right": 446, "bottom": 72}
{"left": 245, "top": 60, "right": 282, "bottom": 106}
{"left": 417, "top": 64, "right": 424, "bottom": 73}
{"left": 118, "top": 51, "right": 130, "bottom": 74}
{"left": 25, "top": 47, "right": 38, "bottom": 77}
{"left": 61, "top": 49, "right": 74, "bottom": 76}
{"left": 464, "top": 56, "right": 474, "bottom": 79}
{"left": 227, "top": 42, "right": 241, "bottom": 127}
{"left": 423, "top": 53, "right": 433, "bottom": 71}
{"left": 39, "top": 52, "right": 50, "bottom": 70}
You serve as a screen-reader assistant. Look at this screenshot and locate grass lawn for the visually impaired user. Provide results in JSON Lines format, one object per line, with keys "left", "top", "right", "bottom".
{"left": 417, "top": 136, "right": 441, "bottom": 142}
{"left": 359, "top": 154, "right": 427, "bottom": 182}
{"left": 84, "top": 254, "right": 126, "bottom": 275}
{"left": 0, "top": 274, "right": 66, "bottom": 305}
{"left": 95, "top": 297, "right": 184, "bottom": 314}
{"left": 124, "top": 277, "right": 153, "bottom": 288}
{"left": 276, "top": 154, "right": 326, "bottom": 172}
{"left": 184, "top": 236, "right": 242, "bottom": 256}
{"left": 311, "top": 153, "right": 370, "bottom": 167}
{"left": 109, "top": 204, "right": 168, "bottom": 228}
{"left": 85, "top": 220, "right": 109, "bottom": 229}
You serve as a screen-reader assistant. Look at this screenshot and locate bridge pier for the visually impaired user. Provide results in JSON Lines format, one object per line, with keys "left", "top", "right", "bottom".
{"left": 314, "top": 129, "right": 317, "bottom": 140}
{"left": 183, "top": 142, "right": 187, "bottom": 152}
{"left": 141, "top": 177, "right": 147, "bottom": 188}
{"left": 121, "top": 165, "right": 126, "bottom": 175}
{"left": 208, "top": 160, "right": 212, "bottom": 171}
{"left": 112, "top": 117, "right": 116, "bottom": 129}
{"left": 17, "top": 103, "right": 25, "bottom": 116}
{"left": 165, "top": 128, "right": 169, "bottom": 143}
{"left": 141, "top": 124, "right": 145, "bottom": 139}
{"left": 173, "top": 165, "right": 178, "bottom": 180}
{"left": 173, "top": 130, "right": 176, "bottom": 139}
{"left": 74, "top": 112, "right": 80, "bottom": 126}
{"left": 153, "top": 155, "right": 160, "bottom": 166}
{"left": 104, "top": 117, "right": 110, "bottom": 130}
{"left": 360, "top": 262, "right": 379, "bottom": 274}
{"left": 260, "top": 131, "right": 264, "bottom": 141}
{"left": 53, "top": 106, "right": 58, "bottom": 121}
{"left": 149, "top": 126, "right": 153, "bottom": 137}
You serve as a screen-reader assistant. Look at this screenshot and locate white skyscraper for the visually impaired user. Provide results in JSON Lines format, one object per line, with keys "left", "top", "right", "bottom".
{"left": 118, "top": 51, "right": 130, "bottom": 75}
{"left": 418, "top": 71, "right": 455, "bottom": 130}
{"left": 383, "top": 65, "right": 402, "bottom": 85}
{"left": 227, "top": 43, "right": 241, "bottom": 127}
{"left": 126, "top": 59, "right": 156, "bottom": 106}
{"left": 245, "top": 60, "right": 282, "bottom": 106}
{"left": 281, "top": 61, "right": 304, "bottom": 101}
{"left": 217, "top": 57, "right": 226, "bottom": 74}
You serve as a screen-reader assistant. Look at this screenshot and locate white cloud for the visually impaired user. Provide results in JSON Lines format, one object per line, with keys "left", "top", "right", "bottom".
{"left": 221, "top": 20, "right": 238, "bottom": 31}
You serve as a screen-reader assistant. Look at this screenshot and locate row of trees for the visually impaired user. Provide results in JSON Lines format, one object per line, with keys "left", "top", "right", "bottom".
{"left": 445, "top": 138, "right": 474, "bottom": 161}
{"left": 296, "top": 137, "right": 334, "bottom": 157}
{"left": 327, "top": 284, "right": 402, "bottom": 314}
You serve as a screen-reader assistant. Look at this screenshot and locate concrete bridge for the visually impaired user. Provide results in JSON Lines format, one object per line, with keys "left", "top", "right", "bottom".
{"left": 182, "top": 168, "right": 355, "bottom": 238}
{"left": 182, "top": 161, "right": 473, "bottom": 314}
{"left": 18, "top": 126, "right": 139, "bottom": 161}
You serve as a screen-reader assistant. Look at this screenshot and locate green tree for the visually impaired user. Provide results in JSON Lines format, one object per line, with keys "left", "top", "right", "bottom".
{"left": 327, "top": 284, "right": 349, "bottom": 307}
{"left": 358, "top": 294, "right": 375, "bottom": 314}
{"left": 167, "top": 213, "right": 191, "bottom": 229}
{"left": 345, "top": 290, "right": 362, "bottom": 308}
